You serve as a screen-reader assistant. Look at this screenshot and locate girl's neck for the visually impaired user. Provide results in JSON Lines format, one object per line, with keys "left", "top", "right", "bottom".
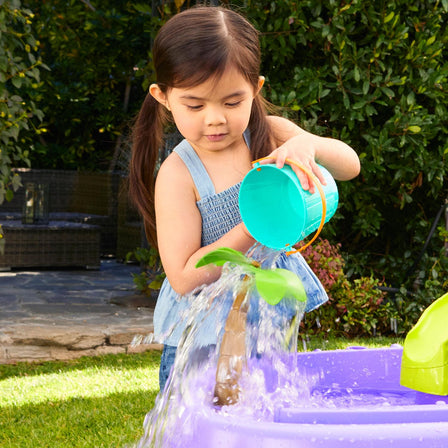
{"left": 191, "top": 136, "right": 252, "bottom": 194}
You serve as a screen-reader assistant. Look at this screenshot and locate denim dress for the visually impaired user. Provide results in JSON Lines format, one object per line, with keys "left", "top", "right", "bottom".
{"left": 153, "top": 136, "right": 328, "bottom": 350}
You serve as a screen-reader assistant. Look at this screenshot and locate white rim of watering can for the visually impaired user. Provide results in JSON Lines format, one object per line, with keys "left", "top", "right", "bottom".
{"left": 251, "top": 157, "right": 327, "bottom": 256}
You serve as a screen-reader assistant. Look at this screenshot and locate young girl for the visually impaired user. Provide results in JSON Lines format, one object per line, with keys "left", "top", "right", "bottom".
{"left": 129, "top": 6, "right": 360, "bottom": 390}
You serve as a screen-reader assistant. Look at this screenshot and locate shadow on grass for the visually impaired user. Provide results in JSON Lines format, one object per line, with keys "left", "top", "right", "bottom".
{"left": 0, "top": 387, "right": 159, "bottom": 448}
{"left": 0, "top": 350, "right": 162, "bottom": 381}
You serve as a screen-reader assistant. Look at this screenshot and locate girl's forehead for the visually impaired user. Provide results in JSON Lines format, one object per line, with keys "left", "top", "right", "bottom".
{"left": 172, "top": 67, "right": 254, "bottom": 99}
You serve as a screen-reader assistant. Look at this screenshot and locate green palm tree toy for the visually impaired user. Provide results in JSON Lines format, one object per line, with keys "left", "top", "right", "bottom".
{"left": 196, "top": 247, "right": 306, "bottom": 406}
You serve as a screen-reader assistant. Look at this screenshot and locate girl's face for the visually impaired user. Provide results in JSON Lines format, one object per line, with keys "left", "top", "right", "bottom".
{"left": 150, "top": 67, "right": 264, "bottom": 155}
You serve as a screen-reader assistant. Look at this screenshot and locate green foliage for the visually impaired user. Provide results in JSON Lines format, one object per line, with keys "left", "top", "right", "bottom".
{"left": 126, "top": 246, "right": 166, "bottom": 294}
{"left": 302, "top": 238, "right": 398, "bottom": 337}
{"left": 7, "top": 0, "right": 446, "bottom": 299}
{"left": 22, "top": 0, "right": 162, "bottom": 170}
{"left": 392, "top": 241, "right": 448, "bottom": 333}
{"left": 332, "top": 276, "right": 397, "bottom": 337}
{"left": 0, "top": 0, "right": 46, "bottom": 204}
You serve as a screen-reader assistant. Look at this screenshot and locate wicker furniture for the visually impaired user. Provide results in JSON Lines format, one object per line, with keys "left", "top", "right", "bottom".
{"left": 0, "top": 220, "right": 100, "bottom": 270}
{"left": 0, "top": 169, "right": 140, "bottom": 269}
{"left": 0, "top": 169, "right": 121, "bottom": 254}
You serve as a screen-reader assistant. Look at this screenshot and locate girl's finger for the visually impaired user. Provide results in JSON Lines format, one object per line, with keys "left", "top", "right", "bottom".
{"left": 297, "top": 170, "right": 313, "bottom": 193}
{"left": 288, "top": 159, "right": 324, "bottom": 195}
{"left": 254, "top": 152, "right": 276, "bottom": 165}
{"left": 309, "top": 159, "right": 327, "bottom": 186}
{"left": 275, "top": 148, "right": 287, "bottom": 169}
{"left": 289, "top": 163, "right": 313, "bottom": 193}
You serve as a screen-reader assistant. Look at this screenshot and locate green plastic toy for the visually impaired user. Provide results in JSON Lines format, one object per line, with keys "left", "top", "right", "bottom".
{"left": 196, "top": 247, "right": 307, "bottom": 406}
{"left": 400, "top": 291, "right": 448, "bottom": 395}
{"left": 195, "top": 247, "right": 306, "bottom": 305}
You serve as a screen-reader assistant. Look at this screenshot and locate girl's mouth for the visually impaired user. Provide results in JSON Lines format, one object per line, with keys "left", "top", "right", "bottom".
{"left": 206, "top": 134, "right": 226, "bottom": 142}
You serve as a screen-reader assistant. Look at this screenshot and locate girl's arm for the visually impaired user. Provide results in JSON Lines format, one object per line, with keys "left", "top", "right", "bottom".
{"left": 154, "top": 152, "right": 255, "bottom": 295}
{"left": 263, "top": 116, "right": 361, "bottom": 193}
{"left": 155, "top": 117, "right": 360, "bottom": 296}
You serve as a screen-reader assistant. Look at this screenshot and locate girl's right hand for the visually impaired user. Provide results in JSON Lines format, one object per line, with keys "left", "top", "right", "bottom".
{"left": 256, "top": 133, "right": 327, "bottom": 194}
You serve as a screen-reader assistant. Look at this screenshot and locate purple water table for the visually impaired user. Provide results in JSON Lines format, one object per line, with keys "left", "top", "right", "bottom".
{"left": 179, "top": 346, "right": 448, "bottom": 447}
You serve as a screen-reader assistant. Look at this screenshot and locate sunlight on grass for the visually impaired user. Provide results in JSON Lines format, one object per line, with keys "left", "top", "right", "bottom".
{"left": 0, "top": 365, "right": 159, "bottom": 407}
{"left": 0, "top": 351, "right": 162, "bottom": 448}
{"left": 298, "top": 334, "right": 404, "bottom": 352}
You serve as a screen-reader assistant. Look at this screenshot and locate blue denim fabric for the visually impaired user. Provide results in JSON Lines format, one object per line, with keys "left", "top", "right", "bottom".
{"left": 159, "top": 344, "right": 177, "bottom": 391}
{"left": 159, "top": 344, "right": 217, "bottom": 391}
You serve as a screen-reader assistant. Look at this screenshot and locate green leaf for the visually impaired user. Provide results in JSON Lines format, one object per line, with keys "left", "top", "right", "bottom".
{"left": 255, "top": 268, "right": 306, "bottom": 305}
{"left": 286, "top": 90, "right": 296, "bottom": 103}
{"left": 195, "top": 247, "right": 252, "bottom": 268}
{"left": 407, "top": 125, "right": 421, "bottom": 133}
{"left": 362, "top": 80, "right": 370, "bottom": 95}
{"left": 384, "top": 12, "right": 395, "bottom": 23}
{"left": 254, "top": 270, "right": 286, "bottom": 305}
{"left": 5, "top": 188, "right": 14, "bottom": 202}
{"left": 196, "top": 248, "right": 306, "bottom": 305}
{"left": 11, "top": 76, "right": 22, "bottom": 88}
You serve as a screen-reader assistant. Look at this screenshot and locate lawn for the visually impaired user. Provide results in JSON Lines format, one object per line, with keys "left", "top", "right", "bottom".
{"left": 0, "top": 351, "right": 161, "bottom": 448}
{"left": 0, "top": 336, "right": 403, "bottom": 448}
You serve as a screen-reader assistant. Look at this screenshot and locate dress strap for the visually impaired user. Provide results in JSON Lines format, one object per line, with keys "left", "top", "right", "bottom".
{"left": 173, "top": 140, "right": 215, "bottom": 199}
{"left": 173, "top": 130, "right": 251, "bottom": 200}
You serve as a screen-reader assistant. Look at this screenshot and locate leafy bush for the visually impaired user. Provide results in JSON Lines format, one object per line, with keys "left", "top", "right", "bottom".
{"left": 126, "top": 247, "right": 166, "bottom": 295}
{"left": 0, "top": 0, "right": 46, "bottom": 204}
{"left": 22, "top": 0, "right": 162, "bottom": 170}
{"left": 302, "top": 238, "right": 398, "bottom": 337}
{"left": 8, "top": 0, "right": 446, "bottom": 303}
{"left": 300, "top": 238, "right": 345, "bottom": 298}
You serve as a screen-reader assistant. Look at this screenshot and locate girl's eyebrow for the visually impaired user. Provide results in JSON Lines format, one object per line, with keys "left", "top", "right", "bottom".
{"left": 179, "top": 91, "right": 247, "bottom": 101}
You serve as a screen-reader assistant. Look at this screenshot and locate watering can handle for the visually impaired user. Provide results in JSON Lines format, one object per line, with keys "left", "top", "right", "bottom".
{"left": 251, "top": 157, "right": 327, "bottom": 255}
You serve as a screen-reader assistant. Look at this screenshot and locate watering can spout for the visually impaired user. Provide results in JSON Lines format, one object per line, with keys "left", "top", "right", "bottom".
{"left": 400, "top": 292, "right": 448, "bottom": 395}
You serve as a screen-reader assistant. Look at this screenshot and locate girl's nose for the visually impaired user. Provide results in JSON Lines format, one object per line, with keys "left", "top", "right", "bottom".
{"left": 205, "top": 106, "right": 226, "bottom": 126}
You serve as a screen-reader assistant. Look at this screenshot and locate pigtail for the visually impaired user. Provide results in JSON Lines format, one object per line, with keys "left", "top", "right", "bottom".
{"left": 248, "top": 95, "right": 276, "bottom": 161}
{"left": 129, "top": 93, "right": 168, "bottom": 249}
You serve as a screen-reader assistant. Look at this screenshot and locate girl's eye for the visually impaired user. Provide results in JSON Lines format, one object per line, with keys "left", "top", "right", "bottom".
{"left": 226, "top": 101, "right": 242, "bottom": 107}
{"left": 187, "top": 105, "right": 203, "bottom": 110}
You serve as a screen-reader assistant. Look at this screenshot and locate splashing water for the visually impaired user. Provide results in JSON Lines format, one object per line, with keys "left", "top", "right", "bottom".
{"left": 132, "top": 245, "right": 308, "bottom": 448}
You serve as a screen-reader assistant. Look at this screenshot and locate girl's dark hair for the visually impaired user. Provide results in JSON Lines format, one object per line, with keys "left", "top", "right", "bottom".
{"left": 129, "top": 6, "right": 275, "bottom": 248}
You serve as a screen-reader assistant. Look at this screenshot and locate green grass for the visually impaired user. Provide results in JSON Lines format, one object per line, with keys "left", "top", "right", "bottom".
{"left": 0, "top": 351, "right": 161, "bottom": 448}
{"left": 0, "top": 336, "right": 404, "bottom": 447}
{"left": 298, "top": 334, "right": 404, "bottom": 352}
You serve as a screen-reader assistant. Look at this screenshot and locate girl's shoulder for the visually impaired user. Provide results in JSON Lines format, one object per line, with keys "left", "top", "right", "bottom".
{"left": 155, "top": 150, "right": 198, "bottom": 204}
{"left": 157, "top": 149, "right": 191, "bottom": 183}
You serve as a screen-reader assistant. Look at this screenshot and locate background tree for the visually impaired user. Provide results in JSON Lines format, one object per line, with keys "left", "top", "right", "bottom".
{"left": 0, "top": 0, "right": 46, "bottom": 204}
{"left": 22, "top": 0, "right": 164, "bottom": 170}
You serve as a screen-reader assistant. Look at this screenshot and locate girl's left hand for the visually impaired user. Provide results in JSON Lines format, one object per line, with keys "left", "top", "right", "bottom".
{"left": 256, "top": 133, "right": 327, "bottom": 194}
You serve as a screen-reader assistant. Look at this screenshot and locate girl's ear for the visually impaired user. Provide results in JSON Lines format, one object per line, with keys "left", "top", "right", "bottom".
{"left": 150, "top": 84, "right": 170, "bottom": 110}
{"left": 256, "top": 76, "right": 265, "bottom": 95}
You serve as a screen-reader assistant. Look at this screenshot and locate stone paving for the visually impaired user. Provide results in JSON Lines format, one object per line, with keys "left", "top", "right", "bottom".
{"left": 0, "top": 259, "right": 161, "bottom": 364}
